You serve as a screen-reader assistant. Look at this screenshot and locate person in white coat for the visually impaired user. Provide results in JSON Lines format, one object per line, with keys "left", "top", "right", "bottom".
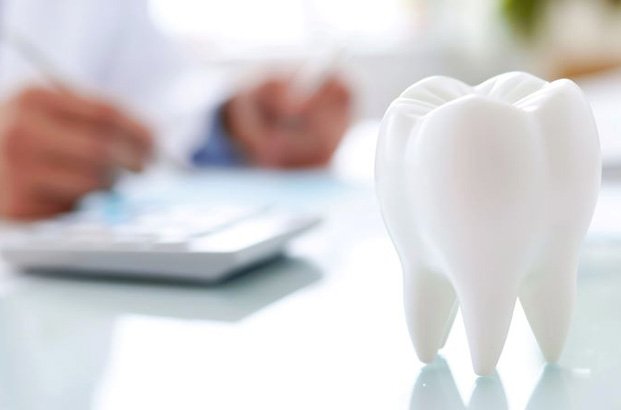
{"left": 0, "top": 0, "right": 351, "bottom": 219}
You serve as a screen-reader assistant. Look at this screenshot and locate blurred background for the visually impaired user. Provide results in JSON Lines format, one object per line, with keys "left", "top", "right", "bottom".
{"left": 149, "top": 0, "right": 621, "bottom": 118}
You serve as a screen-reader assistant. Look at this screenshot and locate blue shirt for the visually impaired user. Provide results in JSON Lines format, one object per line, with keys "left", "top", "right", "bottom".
{"left": 191, "top": 107, "right": 245, "bottom": 167}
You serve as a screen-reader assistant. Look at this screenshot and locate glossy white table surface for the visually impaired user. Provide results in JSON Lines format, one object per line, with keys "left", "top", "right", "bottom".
{"left": 1, "top": 123, "right": 621, "bottom": 410}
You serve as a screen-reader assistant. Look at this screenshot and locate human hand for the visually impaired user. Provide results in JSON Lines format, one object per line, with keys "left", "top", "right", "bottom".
{"left": 223, "top": 75, "right": 351, "bottom": 168}
{"left": 0, "top": 87, "right": 153, "bottom": 219}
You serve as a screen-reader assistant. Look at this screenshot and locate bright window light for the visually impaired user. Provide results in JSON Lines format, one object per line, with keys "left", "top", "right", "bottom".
{"left": 149, "top": 0, "right": 416, "bottom": 56}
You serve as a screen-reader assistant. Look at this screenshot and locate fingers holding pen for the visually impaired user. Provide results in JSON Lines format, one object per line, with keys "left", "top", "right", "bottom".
{"left": 222, "top": 73, "right": 352, "bottom": 169}
{"left": 17, "top": 87, "right": 154, "bottom": 168}
{"left": 0, "top": 86, "right": 155, "bottom": 219}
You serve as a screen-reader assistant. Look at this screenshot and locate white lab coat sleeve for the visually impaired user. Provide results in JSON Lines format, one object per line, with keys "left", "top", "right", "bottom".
{"left": 97, "top": 0, "right": 230, "bottom": 167}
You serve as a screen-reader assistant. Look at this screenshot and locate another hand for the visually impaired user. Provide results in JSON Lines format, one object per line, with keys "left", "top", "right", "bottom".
{"left": 0, "top": 87, "right": 153, "bottom": 219}
{"left": 223, "top": 75, "right": 351, "bottom": 168}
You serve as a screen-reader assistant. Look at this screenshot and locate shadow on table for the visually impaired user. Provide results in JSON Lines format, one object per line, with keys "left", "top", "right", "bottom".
{"left": 409, "top": 358, "right": 574, "bottom": 410}
{"left": 12, "top": 255, "right": 323, "bottom": 322}
{"left": 0, "top": 256, "right": 322, "bottom": 410}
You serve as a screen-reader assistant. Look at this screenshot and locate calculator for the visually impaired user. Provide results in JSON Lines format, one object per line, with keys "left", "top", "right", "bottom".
{"left": 0, "top": 204, "right": 320, "bottom": 282}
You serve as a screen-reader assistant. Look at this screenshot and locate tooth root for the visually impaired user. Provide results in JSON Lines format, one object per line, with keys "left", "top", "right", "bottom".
{"left": 439, "top": 302, "right": 458, "bottom": 349}
{"left": 455, "top": 275, "right": 519, "bottom": 376}
{"left": 404, "top": 268, "right": 457, "bottom": 363}
{"left": 520, "top": 243, "right": 578, "bottom": 362}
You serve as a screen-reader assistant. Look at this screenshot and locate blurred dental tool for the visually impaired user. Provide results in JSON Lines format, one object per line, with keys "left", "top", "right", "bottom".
{"left": 2, "top": 29, "right": 73, "bottom": 92}
{"left": 289, "top": 46, "right": 346, "bottom": 99}
{"left": 280, "top": 46, "right": 347, "bottom": 130}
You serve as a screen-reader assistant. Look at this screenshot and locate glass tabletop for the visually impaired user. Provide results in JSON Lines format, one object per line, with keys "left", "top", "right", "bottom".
{"left": 0, "top": 168, "right": 620, "bottom": 410}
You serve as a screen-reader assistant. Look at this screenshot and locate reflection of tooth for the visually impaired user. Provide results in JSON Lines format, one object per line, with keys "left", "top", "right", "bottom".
{"left": 376, "top": 72, "right": 601, "bottom": 375}
{"left": 469, "top": 374, "right": 508, "bottom": 410}
{"left": 410, "top": 358, "right": 464, "bottom": 410}
{"left": 526, "top": 365, "right": 572, "bottom": 409}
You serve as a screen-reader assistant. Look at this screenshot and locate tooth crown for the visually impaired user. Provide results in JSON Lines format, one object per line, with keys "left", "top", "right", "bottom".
{"left": 376, "top": 72, "right": 601, "bottom": 375}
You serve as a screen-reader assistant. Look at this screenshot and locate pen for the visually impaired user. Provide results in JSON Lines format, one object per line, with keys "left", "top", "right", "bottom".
{"left": 288, "top": 46, "right": 346, "bottom": 99}
{"left": 280, "top": 46, "right": 347, "bottom": 130}
{"left": 2, "top": 29, "right": 73, "bottom": 93}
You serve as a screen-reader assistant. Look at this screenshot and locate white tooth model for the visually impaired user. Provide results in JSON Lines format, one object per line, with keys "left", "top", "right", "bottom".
{"left": 376, "top": 72, "right": 601, "bottom": 376}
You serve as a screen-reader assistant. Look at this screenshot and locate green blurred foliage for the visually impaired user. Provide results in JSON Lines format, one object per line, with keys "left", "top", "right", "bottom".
{"left": 501, "top": 0, "right": 543, "bottom": 41}
{"left": 502, "top": 0, "right": 621, "bottom": 42}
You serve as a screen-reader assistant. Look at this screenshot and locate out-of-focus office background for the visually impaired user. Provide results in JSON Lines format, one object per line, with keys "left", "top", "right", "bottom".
{"left": 149, "top": 0, "right": 621, "bottom": 118}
